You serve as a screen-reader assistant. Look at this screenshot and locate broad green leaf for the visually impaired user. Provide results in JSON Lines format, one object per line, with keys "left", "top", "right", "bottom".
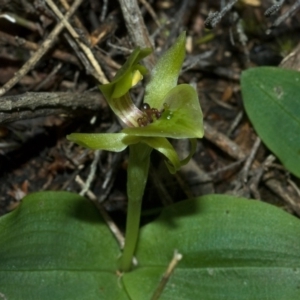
{"left": 123, "top": 84, "right": 204, "bottom": 139}
{"left": 67, "top": 132, "right": 140, "bottom": 151}
{"left": 0, "top": 192, "right": 127, "bottom": 300}
{"left": 123, "top": 194, "right": 300, "bottom": 299}
{"left": 241, "top": 67, "right": 300, "bottom": 178}
{"left": 144, "top": 32, "right": 186, "bottom": 109}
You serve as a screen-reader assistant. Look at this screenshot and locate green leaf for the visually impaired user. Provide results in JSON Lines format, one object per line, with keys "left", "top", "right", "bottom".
{"left": 241, "top": 67, "right": 300, "bottom": 178}
{"left": 67, "top": 132, "right": 140, "bottom": 151}
{"left": 0, "top": 192, "right": 128, "bottom": 300}
{"left": 123, "top": 195, "right": 300, "bottom": 299}
{"left": 144, "top": 32, "right": 186, "bottom": 109}
{"left": 2, "top": 192, "right": 300, "bottom": 299}
{"left": 123, "top": 84, "right": 204, "bottom": 139}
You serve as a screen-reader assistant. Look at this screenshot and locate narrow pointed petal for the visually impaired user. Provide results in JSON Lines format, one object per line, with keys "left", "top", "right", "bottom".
{"left": 179, "top": 138, "right": 197, "bottom": 166}
{"left": 67, "top": 133, "right": 140, "bottom": 151}
{"left": 139, "top": 137, "right": 181, "bottom": 173}
{"left": 164, "top": 138, "right": 197, "bottom": 174}
{"left": 140, "top": 137, "right": 197, "bottom": 174}
{"left": 144, "top": 32, "right": 186, "bottom": 109}
{"left": 123, "top": 84, "right": 204, "bottom": 138}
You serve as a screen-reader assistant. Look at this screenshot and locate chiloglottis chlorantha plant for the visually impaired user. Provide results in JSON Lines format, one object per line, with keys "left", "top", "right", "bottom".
{"left": 67, "top": 32, "right": 204, "bottom": 272}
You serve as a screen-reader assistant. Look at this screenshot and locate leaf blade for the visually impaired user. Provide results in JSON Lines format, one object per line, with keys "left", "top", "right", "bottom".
{"left": 241, "top": 67, "right": 300, "bottom": 177}
{"left": 123, "top": 194, "right": 300, "bottom": 299}
{"left": 0, "top": 192, "right": 128, "bottom": 300}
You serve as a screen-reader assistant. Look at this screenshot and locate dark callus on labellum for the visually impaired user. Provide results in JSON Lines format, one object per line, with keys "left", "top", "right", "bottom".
{"left": 137, "top": 103, "right": 163, "bottom": 127}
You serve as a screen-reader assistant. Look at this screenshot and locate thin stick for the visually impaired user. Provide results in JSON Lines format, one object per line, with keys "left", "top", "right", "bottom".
{"left": 162, "top": 0, "right": 189, "bottom": 51}
{"left": 269, "top": 0, "right": 300, "bottom": 29}
{"left": 118, "top": 0, "right": 156, "bottom": 70}
{"left": 205, "top": 118, "right": 300, "bottom": 214}
{"left": 264, "top": 174, "right": 300, "bottom": 216}
{"left": 204, "top": 122, "right": 246, "bottom": 160}
{"left": 59, "top": 0, "right": 89, "bottom": 37}
{"left": 287, "top": 178, "right": 300, "bottom": 198}
{"left": 0, "top": 30, "right": 80, "bottom": 66}
{"left": 79, "top": 150, "right": 101, "bottom": 196}
{"left": 34, "top": 63, "right": 63, "bottom": 91}
{"left": 62, "top": 32, "right": 93, "bottom": 75}
{"left": 241, "top": 137, "right": 261, "bottom": 183}
{"left": 249, "top": 155, "right": 275, "bottom": 200}
{"left": 100, "top": 0, "right": 109, "bottom": 22}
{"left": 0, "top": 0, "right": 84, "bottom": 97}
{"left": 227, "top": 111, "right": 243, "bottom": 136}
{"left": 139, "top": 0, "right": 161, "bottom": 28}
{"left": 205, "top": 0, "right": 239, "bottom": 29}
{"left": 265, "top": 0, "right": 286, "bottom": 17}
{"left": 0, "top": 13, "right": 42, "bottom": 33}
{"left": 45, "top": 0, "right": 108, "bottom": 84}
{"left": 75, "top": 175, "right": 125, "bottom": 248}
{"left": 208, "top": 159, "right": 245, "bottom": 180}
{"left": 150, "top": 250, "right": 183, "bottom": 300}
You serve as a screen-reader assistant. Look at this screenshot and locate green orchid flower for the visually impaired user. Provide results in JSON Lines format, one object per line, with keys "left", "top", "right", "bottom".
{"left": 67, "top": 32, "right": 204, "bottom": 174}
{"left": 67, "top": 32, "right": 204, "bottom": 272}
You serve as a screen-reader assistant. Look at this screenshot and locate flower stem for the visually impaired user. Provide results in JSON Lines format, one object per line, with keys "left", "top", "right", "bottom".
{"left": 120, "top": 143, "right": 152, "bottom": 272}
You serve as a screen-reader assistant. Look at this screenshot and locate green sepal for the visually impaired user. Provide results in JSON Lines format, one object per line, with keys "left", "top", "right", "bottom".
{"left": 144, "top": 32, "right": 186, "bottom": 109}
{"left": 139, "top": 137, "right": 197, "bottom": 174}
{"left": 122, "top": 84, "right": 204, "bottom": 139}
{"left": 164, "top": 138, "right": 197, "bottom": 173}
{"left": 67, "top": 132, "right": 140, "bottom": 152}
{"left": 179, "top": 138, "right": 197, "bottom": 166}
{"left": 139, "top": 137, "right": 181, "bottom": 173}
{"left": 100, "top": 47, "right": 152, "bottom": 100}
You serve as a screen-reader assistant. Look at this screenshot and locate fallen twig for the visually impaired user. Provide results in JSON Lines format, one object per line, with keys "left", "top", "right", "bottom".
{"left": 118, "top": 0, "right": 156, "bottom": 70}
{"left": 0, "top": 30, "right": 80, "bottom": 66}
{"left": 0, "top": 0, "right": 84, "bottom": 96}
{"left": 45, "top": 0, "right": 108, "bottom": 84}
{"left": 0, "top": 92, "right": 106, "bottom": 124}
